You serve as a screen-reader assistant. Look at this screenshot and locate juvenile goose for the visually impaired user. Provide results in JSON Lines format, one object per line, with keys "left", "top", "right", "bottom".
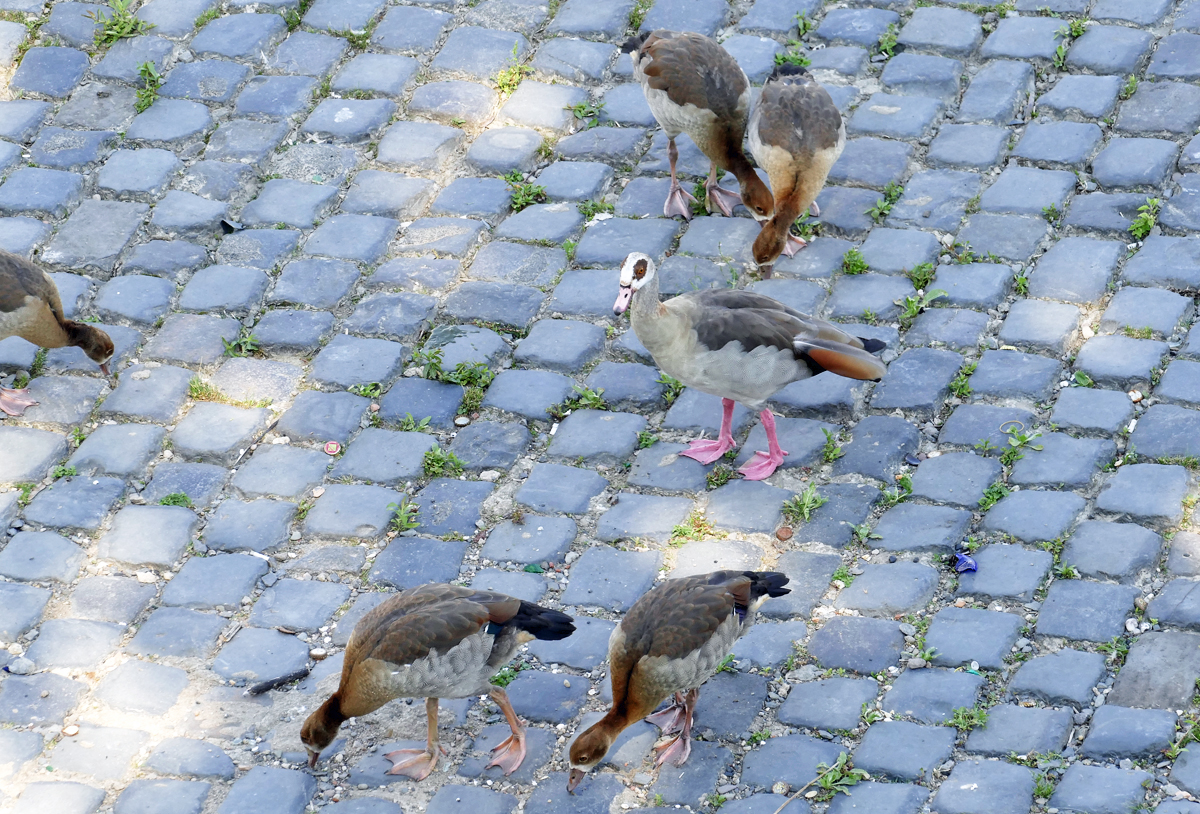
{"left": 568, "top": 570, "right": 789, "bottom": 790}
{"left": 613, "top": 252, "right": 886, "bottom": 480}
{"left": 749, "top": 64, "right": 845, "bottom": 277}
{"left": 301, "top": 584, "right": 575, "bottom": 779}
{"left": 0, "top": 250, "right": 113, "bottom": 415}
{"left": 623, "top": 30, "right": 774, "bottom": 221}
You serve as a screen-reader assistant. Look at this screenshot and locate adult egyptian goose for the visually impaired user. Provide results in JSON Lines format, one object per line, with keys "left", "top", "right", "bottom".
{"left": 623, "top": 30, "right": 774, "bottom": 221}
{"left": 613, "top": 252, "right": 886, "bottom": 480}
{"left": 749, "top": 64, "right": 845, "bottom": 277}
{"left": 301, "top": 583, "right": 574, "bottom": 779}
{"left": 567, "top": 570, "right": 789, "bottom": 790}
{"left": 0, "top": 251, "right": 113, "bottom": 415}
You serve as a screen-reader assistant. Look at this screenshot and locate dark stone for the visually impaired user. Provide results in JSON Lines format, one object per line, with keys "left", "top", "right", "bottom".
{"left": 883, "top": 669, "right": 985, "bottom": 724}
{"left": 1048, "top": 764, "right": 1152, "bottom": 814}
{"left": 1011, "top": 647, "right": 1107, "bottom": 707}
{"left": 1037, "top": 580, "right": 1137, "bottom": 642}
{"left": 368, "top": 537, "right": 466, "bottom": 589}
{"left": 808, "top": 616, "right": 903, "bottom": 674}
{"left": 855, "top": 720, "right": 955, "bottom": 782}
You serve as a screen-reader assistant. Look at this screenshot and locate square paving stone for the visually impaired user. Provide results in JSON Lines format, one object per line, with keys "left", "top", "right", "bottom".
{"left": 216, "top": 766, "right": 315, "bottom": 814}
{"left": 248, "top": 579, "right": 348, "bottom": 632}
{"left": 406, "top": 81, "right": 498, "bottom": 129}
{"left": 430, "top": 177, "right": 511, "bottom": 223}
{"left": 835, "top": 561, "right": 938, "bottom": 618}
{"left": 514, "top": 462, "right": 607, "bottom": 515}
{"left": 997, "top": 299, "right": 1080, "bottom": 355}
{"left": 809, "top": 616, "right": 904, "bottom": 674}
{"left": 731, "top": 620, "right": 808, "bottom": 668}
{"left": 204, "top": 498, "right": 294, "bottom": 554}
{"left": 886, "top": 170, "right": 981, "bottom": 232}
{"left": 376, "top": 377, "right": 463, "bottom": 431}
{"left": 869, "top": 347, "right": 961, "bottom": 418}
{"left": 595, "top": 492, "right": 691, "bottom": 544}
{"left": 1012, "top": 121, "right": 1102, "bottom": 168}
{"left": 513, "top": 318, "right": 605, "bottom": 373}
{"left": 342, "top": 170, "right": 434, "bottom": 220}
{"left": 1069, "top": 25, "right": 1153, "bottom": 76}
{"left": 1036, "top": 580, "right": 1137, "bottom": 642}
{"left": 369, "top": 536, "right": 466, "bottom": 588}
{"left": 1148, "top": 579, "right": 1200, "bottom": 632}
{"left": 202, "top": 120, "right": 289, "bottom": 168}
{"left": 858, "top": 228, "right": 939, "bottom": 275}
{"left": 49, "top": 723, "right": 147, "bottom": 781}
{"left": 0, "top": 531, "right": 84, "bottom": 583}
{"left": 483, "top": 368, "right": 573, "bottom": 420}
{"left": 1111, "top": 630, "right": 1200, "bottom": 712}
{"left": 740, "top": 734, "right": 839, "bottom": 792}
{"left": 828, "top": 137, "right": 911, "bottom": 188}
{"left": 331, "top": 428, "right": 437, "bottom": 485}
{"left": 96, "top": 506, "right": 196, "bottom": 571}
{"left": 481, "top": 516, "right": 577, "bottom": 565}
{"left": 144, "top": 738, "right": 234, "bottom": 780}
{"left": 68, "top": 422, "right": 164, "bottom": 478}
{"left": 531, "top": 37, "right": 617, "bottom": 84}
{"left": 884, "top": 668, "right": 985, "bottom": 724}
{"left": 583, "top": 361, "right": 663, "bottom": 410}
{"left": 1008, "top": 433, "right": 1112, "bottom": 490}
{"left": 191, "top": 12, "right": 286, "bottom": 62}
{"left": 161, "top": 553, "right": 267, "bottom": 610}
{"left": 23, "top": 476, "right": 124, "bottom": 531}
{"left": 932, "top": 759, "right": 1033, "bottom": 814}
{"left": 855, "top": 720, "right": 955, "bottom": 782}
{"left": 216, "top": 229, "right": 300, "bottom": 271}
{"left": 574, "top": 217, "right": 680, "bottom": 267}
{"left": 777, "top": 675, "right": 878, "bottom": 731}
{"left": 1082, "top": 704, "right": 1175, "bottom": 759}
{"left": 301, "top": 98, "right": 393, "bottom": 144}
{"left": 113, "top": 779, "right": 210, "bottom": 814}
{"left": 126, "top": 607, "right": 224, "bottom": 659}
{"left": 171, "top": 403, "right": 271, "bottom": 466}
{"left": 1030, "top": 237, "right": 1122, "bottom": 304}
{"left": 269, "top": 257, "right": 358, "bottom": 310}
{"left": 0, "top": 426, "right": 68, "bottom": 483}
{"left": 705, "top": 480, "right": 790, "bottom": 535}
{"left": 97, "top": 364, "right": 192, "bottom": 424}
{"left": 1048, "top": 764, "right": 1152, "bottom": 814}
{"left": 412, "top": 479, "right": 494, "bottom": 537}
{"left": 430, "top": 26, "right": 529, "bottom": 80}
{"left": 499, "top": 80, "right": 587, "bottom": 132}
{"left": 466, "top": 126, "right": 545, "bottom": 175}
{"left": 1038, "top": 74, "right": 1122, "bottom": 121}
{"left": 70, "top": 575, "right": 154, "bottom": 625}
{"left": 0, "top": 167, "right": 84, "bottom": 219}
{"left": 1051, "top": 387, "right": 1133, "bottom": 436}
{"left": 26, "top": 618, "right": 123, "bottom": 670}
{"left": 1093, "top": 138, "right": 1178, "bottom": 189}
{"left": 832, "top": 415, "right": 919, "bottom": 485}
{"left": 982, "top": 490, "right": 1085, "bottom": 544}
{"left": 1123, "top": 236, "right": 1200, "bottom": 290}
{"left": 343, "top": 290, "right": 435, "bottom": 340}
{"left": 1095, "top": 463, "right": 1188, "bottom": 529}
{"left": 925, "top": 607, "right": 1022, "bottom": 670}
{"left": 815, "top": 7, "right": 899, "bottom": 48}
{"left": 757, "top": 550, "right": 839, "bottom": 620}
{"left": 97, "top": 148, "right": 181, "bottom": 201}
{"left": 1117, "top": 82, "right": 1200, "bottom": 136}
{"left": 310, "top": 335, "right": 408, "bottom": 391}
{"left": 332, "top": 54, "right": 418, "bottom": 99}
{"left": 11, "top": 46, "right": 90, "bottom": 98}
{"left": 873, "top": 502, "right": 972, "bottom": 553}
{"left": 241, "top": 179, "right": 337, "bottom": 229}
{"left": 303, "top": 483, "right": 398, "bottom": 541}
{"left": 1101, "top": 286, "right": 1190, "bottom": 338}
{"left": 42, "top": 198, "right": 147, "bottom": 274}
{"left": 252, "top": 309, "right": 333, "bottom": 353}
{"left": 897, "top": 5, "right": 981, "bottom": 56}
{"left": 0, "top": 671, "right": 86, "bottom": 726}
{"left": 376, "top": 121, "right": 464, "bottom": 174}
{"left": 396, "top": 217, "right": 488, "bottom": 258}
{"left": 0, "top": 729, "right": 43, "bottom": 780}
{"left": 560, "top": 546, "right": 660, "bottom": 611}
{"left": 268, "top": 30, "right": 348, "bottom": 77}
{"left": 96, "top": 659, "right": 189, "bottom": 715}
{"left": 1169, "top": 532, "right": 1200, "bottom": 577}
{"left": 234, "top": 75, "right": 317, "bottom": 120}
{"left": 450, "top": 421, "right": 530, "bottom": 472}
{"left": 966, "top": 704, "right": 1071, "bottom": 757}
{"left": 147, "top": 190, "right": 227, "bottom": 241}
{"left": 846, "top": 92, "right": 942, "bottom": 140}
{"left": 957, "top": 59, "right": 1033, "bottom": 124}
{"left": 29, "top": 126, "right": 117, "bottom": 172}
{"left": 1156, "top": 359, "right": 1200, "bottom": 409}
{"left": 1011, "top": 647, "right": 1106, "bottom": 707}
{"left": 161, "top": 59, "right": 251, "bottom": 104}
{"left": 122, "top": 240, "right": 207, "bottom": 280}
{"left": 8, "top": 781, "right": 105, "bottom": 814}
{"left": 0, "top": 100, "right": 50, "bottom": 143}
{"left": 910, "top": 452, "right": 1001, "bottom": 508}
{"left": 547, "top": 410, "right": 646, "bottom": 465}
{"left": 213, "top": 626, "right": 310, "bottom": 685}
{"left": 16, "top": 375, "right": 103, "bottom": 429}
{"left": 880, "top": 53, "right": 962, "bottom": 104}
{"left": 981, "top": 166, "right": 1075, "bottom": 217}
{"left": 126, "top": 99, "right": 213, "bottom": 149}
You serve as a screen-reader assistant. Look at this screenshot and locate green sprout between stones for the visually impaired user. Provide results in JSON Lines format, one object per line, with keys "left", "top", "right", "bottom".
{"left": 159, "top": 492, "right": 193, "bottom": 507}
{"left": 1120, "top": 74, "right": 1138, "bottom": 100}
{"left": 88, "top": 0, "right": 154, "bottom": 47}
{"left": 841, "top": 248, "right": 868, "bottom": 275}
{"left": 949, "top": 360, "right": 977, "bottom": 399}
{"left": 783, "top": 484, "right": 828, "bottom": 525}
{"left": 51, "top": 465, "right": 76, "bottom": 479}
{"left": 657, "top": 373, "right": 685, "bottom": 406}
{"left": 504, "top": 170, "right": 546, "bottom": 212}
{"left": 135, "top": 61, "right": 163, "bottom": 113}
{"left": 898, "top": 288, "right": 947, "bottom": 330}
{"left": 387, "top": 496, "right": 420, "bottom": 531}
{"left": 876, "top": 23, "right": 899, "bottom": 58}
{"left": 865, "top": 182, "right": 903, "bottom": 223}
{"left": 907, "top": 262, "right": 935, "bottom": 291}
{"left": 821, "top": 428, "right": 844, "bottom": 463}
{"left": 423, "top": 447, "right": 465, "bottom": 478}
{"left": 494, "top": 43, "right": 532, "bottom": 97}
{"left": 567, "top": 100, "right": 605, "bottom": 129}
{"left": 950, "top": 706, "right": 989, "bottom": 732}
{"left": 978, "top": 481, "right": 1010, "bottom": 511}
{"left": 1129, "top": 197, "right": 1161, "bottom": 240}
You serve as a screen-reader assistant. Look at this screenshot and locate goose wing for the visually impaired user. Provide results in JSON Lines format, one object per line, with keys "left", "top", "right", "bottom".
{"left": 624, "top": 30, "right": 749, "bottom": 122}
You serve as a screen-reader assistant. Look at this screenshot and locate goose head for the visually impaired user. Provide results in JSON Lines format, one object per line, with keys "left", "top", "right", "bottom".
{"left": 567, "top": 721, "right": 615, "bottom": 792}
{"left": 613, "top": 252, "right": 656, "bottom": 316}
{"left": 66, "top": 322, "right": 115, "bottom": 375}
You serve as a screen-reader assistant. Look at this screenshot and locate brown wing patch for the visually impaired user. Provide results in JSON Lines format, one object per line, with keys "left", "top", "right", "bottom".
{"left": 755, "top": 69, "right": 842, "bottom": 162}
{"left": 639, "top": 31, "right": 749, "bottom": 120}
{"left": 619, "top": 574, "right": 739, "bottom": 662}
{"left": 0, "top": 251, "right": 60, "bottom": 320}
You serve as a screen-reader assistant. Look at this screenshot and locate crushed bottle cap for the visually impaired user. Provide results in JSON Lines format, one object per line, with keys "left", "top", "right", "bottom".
{"left": 323, "top": 441, "right": 341, "bottom": 455}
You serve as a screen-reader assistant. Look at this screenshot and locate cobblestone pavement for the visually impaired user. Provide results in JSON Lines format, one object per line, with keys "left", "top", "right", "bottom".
{"left": 6, "top": 0, "right": 1200, "bottom": 812}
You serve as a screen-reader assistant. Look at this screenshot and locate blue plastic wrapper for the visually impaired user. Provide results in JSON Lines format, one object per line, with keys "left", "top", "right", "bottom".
{"left": 953, "top": 553, "right": 978, "bottom": 573}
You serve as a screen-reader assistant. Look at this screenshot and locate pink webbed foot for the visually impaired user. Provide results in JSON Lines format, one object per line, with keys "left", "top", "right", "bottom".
{"left": 665, "top": 183, "right": 698, "bottom": 220}
{"left": 653, "top": 732, "right": 692, "bottom": 768}
{"left": 705, "top": 183, "right": 743, "bottom": 218}
{"left": 679, "top": 437, "right": 735, "bottom": 465}
{"left": 738, "top": 448, "right": 788, "bottom": 480}
{"left": 781, "top": 234, "right": 809, "bottom": 258}
{"left": 645, "top": 695, "right": 687, "bottom": 735}
{"left": 383, "top": 748, "right": 442, "bottom": 780}
{"left": 486, "top": 731, "right": 527, "bottom": 776}
{"left": 0, "top": 388, "right": 37, "bottom": 416}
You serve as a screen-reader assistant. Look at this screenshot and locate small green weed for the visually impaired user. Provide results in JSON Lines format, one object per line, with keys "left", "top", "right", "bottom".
{"left": 195, "top": 7, "right": 220, "bottom": 28}
{"left": 950, "top": 706, "right": 989, "bottom": 732}
{"left": 795, "top": 11, "right": 815, "bottom": 36}
{"left": 159, "top": 492, "right": 193, "bottom": 507}
{"left": 658, "top": 373, "right": 685, "bottom": 406}
{"left": 349, "top": 382, "right": 383, "bottom": 399}
{"left": 628, "top": 0, "right": 652, "bottom": 32}
{"left": 1120, "top": 74, "right": 1138, "bottom": 100}
{"left": 978, "top": 481, "right": 1010, "bottom": 511}
{"left": 746, "top": 730, "right": 770, "bottom": 746}
{"left": 15, "top": 483, "right": 35, "bottom": 507}
{"left": 636, "top": 430, "right": 658, "bottom": 449}
{"left": 578, "top": 199, "right": 614, "bottom": 220}
{"left": 1053, "top": 563, "right": 1079, "bottom": 579}
{"left": 949, "top": 360, "right": 977, "bottom": 399}
{"left": 1129, "top": 197, "right": 1161, "bottom": 240}
{"left": 1014, "top": 270, "right": 1029, "bottom": 296}
{"left": 821, "top": 428, "right": 844, "bottom": 463}
{"left": 423, "top": 447, "right": 465, "bottom": 478}
{"left": 222, "top": 329, "right": 259, "bottom": 358}
{"left": 504, "top": 170, "right": 546, "bottom": 212}
{"left": 340, "top": 19, "right": 376, "bottom": 50}
{"left": 812, "top": 752, "right": 869, "bottom": 802}
{"left": 865, "top": 182, "right": 903, "bottom": 223}
{"left": 898, "top": 288, "right": 947, "bottom": 330}
{"left": 774, "top": 40, "right": 811, "bottom": 67}
{"left": 51, "top": 465, "right": 76, "bottom": 479}
{"left": 494, "top": 43, "right": 532, "bottom": 97}
{"left": 386, "top": 496, "right": 421, "bottom": 531}
{"left": 1058, "top": 19, "right": 1087, "bottom": 38}
{"left": 1042, "top": 203, "right": 1062, "bottom": 225}
{"left": 841, "top": 248, "right": 868, "bottom": 275}
{"left": 1034, "top": 773, "right": 1056, "bottom": 798}
{"left": 88, "top": 0, "right": 154, "bottom": 47}
{"left": 567, "top": 100, "right": 605, "bottom": 129}
{"left": 1052, "top": 40, "right": 1069, "bottom": 69}
{"left": 1123, "top": 325, "right": 1153, "bottom": 339}
{"left": 861, "top": 703, "right": 883, "bottom": 724}
{"left": 880, "top": 473, "right": 913, "bottom": 507}
{"left": 490, "top": 663, "right": 526, "bottom": 687}
{"left": 671, "top": 510, "right": 724, "bottom": 544}
{"left": 1073, "top": 370, "right": 1094, "bottom": 388}
{"left": 135, "top": 61, "right": 163, "bottom": 113}
{"left": 1097, "top": 635, "right": 1132, "bottom": 668}
{"left": 907, "top": 262, "right": 935, "bottom": 291}
{"left": 715, "top": 654, "right": 737, "bottom": 674}
{"left": 877, "top": 23, "right": 899, "bottom": 57}
{"left": 399, "top": 414, "right": 432, "bottom": 433}
{"left": 783, "top": 484, "right": 828, "bottom": 525}
{"left": 832, "top": 564, "right": 854, "bottom": 587}
{"left": 1000, "top": 425, "right": 1043, "bottom": 466}
{"left": 706, "top": 465, "right": 734, "bottom": 490}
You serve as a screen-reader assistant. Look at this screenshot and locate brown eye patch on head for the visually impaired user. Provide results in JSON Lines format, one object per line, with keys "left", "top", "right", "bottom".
{"left": 633, "top": 259, "right": 648, "bottom": 278}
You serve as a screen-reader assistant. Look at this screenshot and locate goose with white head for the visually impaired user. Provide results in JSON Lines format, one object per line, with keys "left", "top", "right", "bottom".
{"left": 613, "top": 252, "right": 887, "bottom": 479}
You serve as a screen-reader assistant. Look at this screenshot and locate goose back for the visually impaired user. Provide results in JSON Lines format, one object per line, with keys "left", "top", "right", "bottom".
{"left": 0, "top": 251, "right": 70, "bottom": 349}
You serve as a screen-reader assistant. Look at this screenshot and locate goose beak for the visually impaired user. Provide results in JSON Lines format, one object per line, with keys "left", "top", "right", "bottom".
{"left": 307, "top": 749, "right": 320, "bottom": 769}
{"left": 99, "top": 362, "right": 110, "bottom": 376}
{"left": 568, "top": 768, "right": 586, "bottom": 793}
{"left": 758, "top": 263, "right": 774, "bottom": 280}
{"left": 613, "top": 285, "right": 633, "bottom": 316}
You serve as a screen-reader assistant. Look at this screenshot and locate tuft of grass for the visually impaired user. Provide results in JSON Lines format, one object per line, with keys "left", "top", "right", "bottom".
{"left": 398, "top": 414, "right": 432, "bottom": 433}
{"left": 1120, "top": 74, "right": 1138, "bottom": 101}
{"left": 15, "top": 483, "right": 35, "bottom": 507}
{"left": 1129, "top": 197, "right": 1161, "bottom": 240}
{"left": 567, "top": 100, "right": 605, "bottom": 129}
{"left": 821, "top": 429, "right": 844, "bottom": 463}
{"left": 489, "top": 662, "right": 526, "bottom": 687}
{"left": 628, "top": 0, "right": 652, "bottom": 32}
{"left": 978, "top": 481, "right": 1010, "bottom": 511}
{"left": 563, "top": 238, "right": 577, "bottom": 263}
{"left": 88, "top": 0, "right": 155, "bottom": 47}
{"left": 774, "top": 39, "right": 810, "bottom": 67}
{"left": 671, "top": 510, "right": 724, "bottom": 544}
{"left": 865, "top": 182, "right": 903, "bottom": 223}
{"left": 636, "top": 430, "right": 658, "bottom": 449}
{"left": 494, "top": 42, "right": 532, "bottom": 98}
{"left": 876, "top": 23, "right": 899, "bottom": 57}
{"left": 1033, "top": 773, "right": 1056, "bottom": 799}
{"left": 706, "top": 465, "right": 734, "bottom": 490}
{"left": 423, "top": 447, "right": 465, "bottom": 478}
{"left": 195, "top": 6, "right": 220, "bottom": 29}
{"left": 159, "top": 492, "right": 193, "bottom": 507}
{"left": 898, "top": 288, "right": 947, "bottom": 330}
{"left": 578, "top": 199, "right": 614, "bottom": 220}
{"left": 949, "top": 360, "right": 977, "bottom": 399}
{"left": 1123, "top": 326, "right": 1153, "bottom": 340}
{"left": 1096, "top": 635, "right": 1132, "bottom": 668}
{"left": 349, "top": 382, "right": 383, "bottom": 399}
{"left": 387, "top": 496, "right": 420, "bottom": 531}
{"left": 783, "top": 483, "right": 828, "bottom": 524}
{"left": 907, "top": 262, "right": 935, "bottom": 291}
{"left": 339, "top": 18, "right": 376, "bottom": 50}
{"left": 1041, "top": 203, "right": 1062, "bottom": 225}
{"left": 657, "top": 372, "right": 684, "bottom": 406}
{"left": 832, "top": 564, "right": 854, "bottom": 587}
{"left": 715, "top": 654, "right": 736, "bottom": 674}
{"left": 135, "top": 61, "right": 163, "bottom": 113}
{"left": 504, "top": 170, "right": 546, "bottom": 212}
{"left": 29, "top": 348, "right": 46, "bottom": 380}
{"left": 949, "top": 706, "right": 989, "bottom": 732}
{"left": 222, "top": 329, "right": 259, "bottom": 358}
{"left": 51, "top": 465, "right": 76, "bottom": 479}
{"left": 841, "top": 248, "right": 868, "bottom": 275}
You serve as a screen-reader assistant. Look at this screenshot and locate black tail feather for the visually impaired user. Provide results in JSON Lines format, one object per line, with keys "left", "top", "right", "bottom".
{"left": 622, "top": 32, "right": 650, "bottom": 54}
{"left": 745, "top": 571, "right": 790, "bottom": 598}
{"left": 860, "top": 337, "right": 886, "bottom": 355}
{"left": 511, "top": 601, "right": 575, "bottom": 641}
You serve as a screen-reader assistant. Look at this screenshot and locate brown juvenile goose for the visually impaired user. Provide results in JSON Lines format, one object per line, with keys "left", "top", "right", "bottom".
{"left": 301, "top": 583, "right": 575, "bottom": 779}
{"left": 613, "top": 252, "right": 886, "bottom": 480}
{"left": 0, "top": 250, "right": 113, "bottom": 415}
{"left": 623, "top": 30, "right": 774, "bottom": 221}
{"left": 749, "top": 64, "right": 846, "bottom": 277}
{"left": 567, "top": 570, "right": 789, "bottom": 791}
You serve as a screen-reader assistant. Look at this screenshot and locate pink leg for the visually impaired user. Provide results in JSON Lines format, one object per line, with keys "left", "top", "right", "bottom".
{"left": 0, "top": 388, "right": 37, "bottom": 416}
{"left": 645, "top": 692, "right": 687, "bottom": 735}
{"left": 664, "top": 139, "right": 697, "bottom": 220}
{"left": 680, "top": 398, "right": 736, "bottom": 464}
{"left": 781, "top": 234, "right": 809, "bottom": 257}
{"left": 738, "top": 409, "right": 788, "bottom": 480}
{"left": 705, "top": 162, "right": 742, "bottom": 217}
{"left": 384, "top": 697, "right": 445, "bottom": 780}
{"left": 485, "top": 686, "right": 527, "bottom": 776}
{"left": 653, "top": 688, "right": 698, "bottom": 767}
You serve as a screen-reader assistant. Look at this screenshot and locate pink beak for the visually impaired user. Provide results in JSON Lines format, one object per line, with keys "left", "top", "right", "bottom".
{"left": 99, "top": 362, "right": 110, "bottom": 375}
{"left": 613, "top": 285, "right": 633, "bottom": 315}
